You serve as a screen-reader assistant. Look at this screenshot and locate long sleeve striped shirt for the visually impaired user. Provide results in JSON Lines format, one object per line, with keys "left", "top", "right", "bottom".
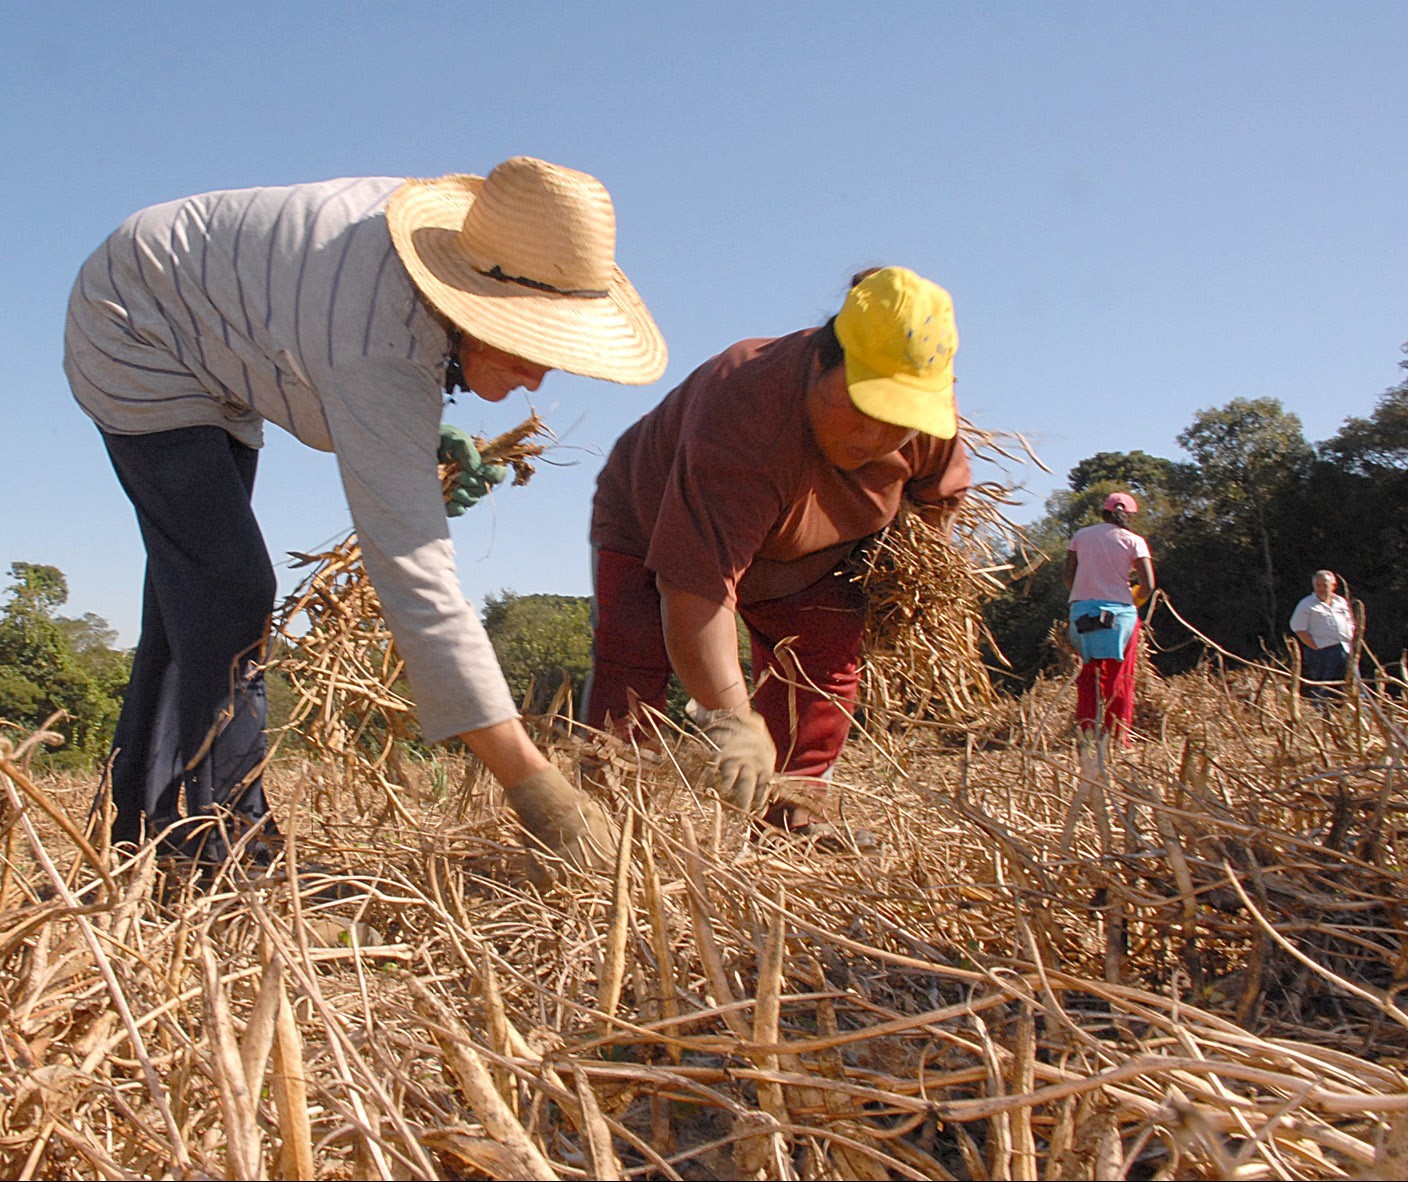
{"left": 63, "top": 177, "right": 518, "bottom": 742}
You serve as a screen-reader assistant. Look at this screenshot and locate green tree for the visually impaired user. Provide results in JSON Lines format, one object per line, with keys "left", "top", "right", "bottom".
{"left": 480, "top": 591, "right": 593, "bottom": 713}
{"left": 1067, "top": 450, "right": 1180, "bottom": 498}
{"left": 478, "top": 589, "right": 750, "bottom": 724}
{"left": 1322, "top": 353, "right": 1408, "bottom": 475}
{"left": 0, "top": 563, "right": 130, "bottom": 764}
{"left": 1173, "top": 398, "right": 1312, "bottom": 638}
{"left": 7, "top": 562, "right": 67, "bottom": 614}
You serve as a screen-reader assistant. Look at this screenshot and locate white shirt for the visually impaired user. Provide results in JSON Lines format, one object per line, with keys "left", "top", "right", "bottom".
{"left": 1289, "top": 593, "right": 1354, "bottom": 651}
{"left": 64, "top": 177, "right": 518, "bottom": 742}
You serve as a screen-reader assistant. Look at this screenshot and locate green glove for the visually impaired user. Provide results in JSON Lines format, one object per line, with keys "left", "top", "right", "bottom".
{"left": 438, "top": 424, "right": 508, "bottom": 517}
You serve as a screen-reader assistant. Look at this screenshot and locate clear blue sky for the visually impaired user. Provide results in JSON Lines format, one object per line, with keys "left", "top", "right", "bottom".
{"left": 3, "top": 3, "right": 1405, "bottom": 645}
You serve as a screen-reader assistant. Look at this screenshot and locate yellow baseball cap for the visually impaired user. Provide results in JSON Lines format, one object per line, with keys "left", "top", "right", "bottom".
{"left": 834, "top": 266, "right": 959, "bottom": 439}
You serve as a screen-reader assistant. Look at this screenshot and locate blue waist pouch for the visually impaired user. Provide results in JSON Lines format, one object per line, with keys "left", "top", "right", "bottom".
{"left": 1069, "top": 600, "right": 1138, "bottom": 661}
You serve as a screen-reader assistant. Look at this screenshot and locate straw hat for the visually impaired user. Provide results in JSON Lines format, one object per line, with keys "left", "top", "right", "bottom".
{"left": 387, "top": 157, "right": 667, "bottom": 385}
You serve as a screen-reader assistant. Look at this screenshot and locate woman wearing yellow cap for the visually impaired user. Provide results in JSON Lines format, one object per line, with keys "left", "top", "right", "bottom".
{"left": 585, "top": 267, "right": 971, "bottom": 841}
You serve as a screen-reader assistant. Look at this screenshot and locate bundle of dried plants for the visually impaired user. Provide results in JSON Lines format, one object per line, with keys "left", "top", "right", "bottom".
{"left": 853, "top": 422, "right": 1043, "bottom": 738}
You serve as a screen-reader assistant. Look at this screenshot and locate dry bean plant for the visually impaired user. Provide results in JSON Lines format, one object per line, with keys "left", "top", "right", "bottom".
{"left": 4, "top": 420, "right": 1408, "bottom": 1181}
{"left": 851, "top": 421, "right": 1043, "bottom": 742}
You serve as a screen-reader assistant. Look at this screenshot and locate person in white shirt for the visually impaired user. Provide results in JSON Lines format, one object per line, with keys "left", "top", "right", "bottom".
{"left": 1064, "top": 492, "right": 1156, "bottom": 744}
{"left": 64, "top": 157, "right": 666, "bottom": 872}
{"left": 1289, "top": 570, "right": 1355, "bottom": 699}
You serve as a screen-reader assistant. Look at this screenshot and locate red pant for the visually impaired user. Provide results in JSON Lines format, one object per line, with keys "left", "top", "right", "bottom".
{"left": 585, "top": 548, "right": 864, "bottom": 779}
{"left": 1075, "top": 619, "right": 1140, "bottom": 742}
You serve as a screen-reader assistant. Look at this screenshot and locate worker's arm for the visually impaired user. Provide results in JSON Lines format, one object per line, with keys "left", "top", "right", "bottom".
{"left": 455, "top": 718, "right": 613, "bottom": 875}
{"left": 657, "top": 575, "right": 774, "bottom": 812}
{"left": 1131, "top": 556, "right": 1155, "bottom": 605}
{"left": 657, "top": 577, "right": 750, "bottom": 712}
{"left": 1063, "top": 550, "right": 1078, "bottom": 590}
{"left": 455, "top": 718, "right": 548, "bottom": 786}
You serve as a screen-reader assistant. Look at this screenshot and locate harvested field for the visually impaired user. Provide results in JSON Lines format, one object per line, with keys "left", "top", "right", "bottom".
{"left": 5, "top": 419, "right": 1405, "bottom": 1178}
{"left": 4, "top": 660, "right": 1408, "bottom": 1180}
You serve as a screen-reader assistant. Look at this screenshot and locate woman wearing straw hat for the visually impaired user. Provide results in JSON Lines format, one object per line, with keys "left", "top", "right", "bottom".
{"left": 584, "top": 266, "right": 971, "bottom": 841}
{"left": 64, "top": 156, "right": 665, "bottom": 873}
{"left": 1064, "top": 492, "right": 1156, "bottom": 744}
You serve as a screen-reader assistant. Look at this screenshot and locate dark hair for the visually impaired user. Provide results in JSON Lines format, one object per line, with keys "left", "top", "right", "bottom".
{"left": 815, "top": 316, "right": 844, "bottom": 373}
{"left": 1102, "top": 507, "right": 1132, "bottom": 529}
{"left": 814, "top": 267, "right": 887, "bottom": 374}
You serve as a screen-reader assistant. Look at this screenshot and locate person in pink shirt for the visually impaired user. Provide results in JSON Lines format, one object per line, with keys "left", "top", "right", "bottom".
{"left": 1063, "top": 492, "right": 1156, "bottom": 743}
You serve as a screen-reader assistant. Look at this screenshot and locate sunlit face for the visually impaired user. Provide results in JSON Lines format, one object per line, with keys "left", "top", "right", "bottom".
{"left": 805, "top": 362, "right": 917, "bottom": 471}
{"left": 1313, "top": 573, "right": 1337, "bottom": 601}
{"left": 458, "top": 336, "right": 551, "bottom": 402}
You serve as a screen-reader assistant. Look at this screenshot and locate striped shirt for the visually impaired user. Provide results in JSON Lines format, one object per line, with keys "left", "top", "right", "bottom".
{"left": 63, "top": 177, "right": 518, "bottom": 742}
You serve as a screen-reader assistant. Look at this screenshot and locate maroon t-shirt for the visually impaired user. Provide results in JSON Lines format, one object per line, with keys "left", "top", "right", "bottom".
{"left": 591, "top": 328, "right": 971, "bottom": 607}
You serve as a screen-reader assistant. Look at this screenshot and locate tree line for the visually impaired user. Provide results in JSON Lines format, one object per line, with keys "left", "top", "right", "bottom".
{"left": 0, "top": 572, "right": 596, "bottom": 767}
{"left": 0, "top": 562, "right": 131, "bottom": 766}
{"left": 5, "top": 346, "right": 1404, "bottom": 763}
{"left": 987, "top": 348, "right": 1408, "bottom": 684}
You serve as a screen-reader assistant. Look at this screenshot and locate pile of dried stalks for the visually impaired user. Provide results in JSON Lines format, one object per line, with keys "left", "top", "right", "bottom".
{"left": 853, "top": 423, "right": 1043, "bottom": 738}
{"left": 9, "top": 416, "right": 1408, "bottom": 1179}
{"left": 5, "top": 657, "right": 1408, "bottom": 1180}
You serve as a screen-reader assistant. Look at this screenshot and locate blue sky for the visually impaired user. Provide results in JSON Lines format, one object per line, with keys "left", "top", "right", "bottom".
{"left": 3, "top": 3, "right": 1405, "bottom": 645}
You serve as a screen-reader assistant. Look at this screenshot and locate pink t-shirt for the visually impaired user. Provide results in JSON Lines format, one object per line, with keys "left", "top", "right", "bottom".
{"left": 1067, "top": 522, "right": 1150, "bottom": 604}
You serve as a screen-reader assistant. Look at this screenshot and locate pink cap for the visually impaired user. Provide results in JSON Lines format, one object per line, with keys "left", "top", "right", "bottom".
{"left": 1103, "top": 492, "right": 1138, "bottom": 514}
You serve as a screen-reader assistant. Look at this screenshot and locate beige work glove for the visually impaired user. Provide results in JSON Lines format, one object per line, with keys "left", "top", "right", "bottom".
{"left": 688, "top": 702, "right": 776, "bottom": 814}
{"left": 505, "top": 767, "right": 615, "bottom": 878}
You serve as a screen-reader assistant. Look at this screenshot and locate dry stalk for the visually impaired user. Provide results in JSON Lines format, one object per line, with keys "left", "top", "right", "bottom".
{"left": 853, "top": 423, "right": 1036, "bottom": 741}
{"left": 5, "top": 652, "right": 1408, "bottom": 1180}
{"left": 409, "top": 979, "right": 561, "bottom": 1180}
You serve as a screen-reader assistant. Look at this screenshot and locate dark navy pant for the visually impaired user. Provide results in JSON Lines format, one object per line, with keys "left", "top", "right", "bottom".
{"left": 102, "top": 426, "right": 275, "bottom": 850}
{"left": 1301, "top": 641, "right": 1349, "bottom": 701}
